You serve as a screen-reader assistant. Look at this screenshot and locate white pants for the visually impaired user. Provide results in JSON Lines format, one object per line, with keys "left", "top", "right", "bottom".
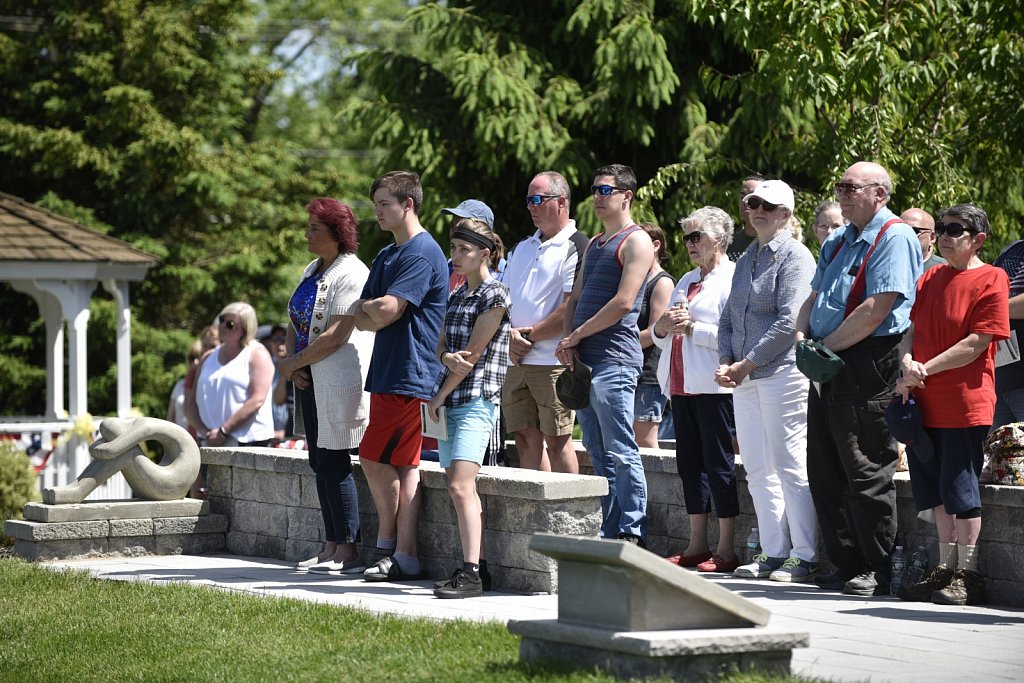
{"left": 733, "top": 363, "right": 818, "bottom": 562}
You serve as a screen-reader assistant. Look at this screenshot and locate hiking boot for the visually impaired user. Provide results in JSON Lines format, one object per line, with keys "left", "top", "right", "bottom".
{"left": 433, "top": 568, "right": 483, "bottom": 599}
{"left": 769, "top": 557, "right": 819, "bottom": 582}
{"left": 843, "top": 571, "right": 888, "bottom": 597}
{"left": 733, "top": 553, "right": 786, "bottom": 579}
{"left": 898, "top": 564, "right": 954, "bottom": 602}
{"left": 932, "top": 568, "right": 988, "bottom": 606}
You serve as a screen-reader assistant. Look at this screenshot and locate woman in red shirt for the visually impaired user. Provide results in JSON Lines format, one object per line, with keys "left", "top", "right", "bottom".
{"left": 896, "top": 203, "right": 1009, "bottom": 606}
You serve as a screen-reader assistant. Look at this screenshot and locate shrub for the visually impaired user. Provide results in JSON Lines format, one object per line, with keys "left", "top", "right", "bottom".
{"left": 1, "top": 440, "right": 40, "bottom": 538}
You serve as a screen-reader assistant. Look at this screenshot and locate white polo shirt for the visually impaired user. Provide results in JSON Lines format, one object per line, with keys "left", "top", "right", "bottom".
{"left": 502, "top": 220, "right": 582, "bottom": 365}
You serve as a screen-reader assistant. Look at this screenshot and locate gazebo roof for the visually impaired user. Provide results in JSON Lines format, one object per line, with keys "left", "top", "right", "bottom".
{"left": 0, "top": 191, "right": 159, "bottom": 268}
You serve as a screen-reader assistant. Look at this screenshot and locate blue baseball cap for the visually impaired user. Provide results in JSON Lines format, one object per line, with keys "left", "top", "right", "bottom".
{"left": 885, "top": 395, "right": 934, "bottom": 463}
{"left": 441, "top": 199, "right": 494, "bottom": 229}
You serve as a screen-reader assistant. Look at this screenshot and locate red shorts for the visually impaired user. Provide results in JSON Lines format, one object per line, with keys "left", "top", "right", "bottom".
{"left": 358, "top": 393, "right": 424, "bottom": 467}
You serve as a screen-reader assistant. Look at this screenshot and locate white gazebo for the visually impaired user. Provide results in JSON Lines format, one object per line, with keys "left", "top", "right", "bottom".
{"left": 0, "top": 191, "right": 159, "bottom": 497}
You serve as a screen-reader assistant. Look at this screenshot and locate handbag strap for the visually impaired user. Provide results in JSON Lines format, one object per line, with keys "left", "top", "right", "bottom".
{"left": 831, "top": 218, "right": 903, "bottom": 319}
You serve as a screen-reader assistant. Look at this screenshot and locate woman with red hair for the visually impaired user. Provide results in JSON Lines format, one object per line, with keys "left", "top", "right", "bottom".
{"left": 278, "top": 198, "right": 373, "bottom": 574}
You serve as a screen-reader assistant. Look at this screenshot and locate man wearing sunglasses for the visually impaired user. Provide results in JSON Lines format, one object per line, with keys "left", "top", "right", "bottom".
{"left": 502, "top": 171, "right": 589, "bottom": 474}
{"left": 556, "top": 163, "right": 656, "bottom": 545}
{"left": 901, "top": 207, "right": 947, "bottom": 271}
{"left": 795, "top": 161, "right": 922, "bottom": 597}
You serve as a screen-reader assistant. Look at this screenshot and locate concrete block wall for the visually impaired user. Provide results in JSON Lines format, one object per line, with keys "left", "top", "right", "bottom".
{"left": 202, "top": 444, "right": 1024, "bottom": 604}
{"left": 202, "top": 447, "right": 607, "bottom": 593}
{"left": 572, "top": 445, "right": 1024, "bottom": 607}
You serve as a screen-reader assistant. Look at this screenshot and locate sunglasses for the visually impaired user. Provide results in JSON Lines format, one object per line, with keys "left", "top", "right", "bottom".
{"left": 683, "top": 231, "right": 705, "bottom": 245}
{"left": 833, "top": 182, "right": 880, "bottom": 196}
{"left": 935, "top": 221, "right": 978, "bottom": 237}
{"left": 909, "top": 225, "right": 933, "bottom": 235}
{"left": 525, "top": 194, "right": 560, "bottom": 206}
{"left": 591, "top": 184, "right": 624, "bottom": 196}
{"left": 744, "top": 196, "right": 780, "bottom": 212}
{"left": 218, "top": 316, "right": 238, "bottom": 330}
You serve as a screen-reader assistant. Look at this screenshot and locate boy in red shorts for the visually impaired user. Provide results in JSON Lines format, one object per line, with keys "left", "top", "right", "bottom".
{"left": 353, "top": 171, "right": 449, "bottom": 581}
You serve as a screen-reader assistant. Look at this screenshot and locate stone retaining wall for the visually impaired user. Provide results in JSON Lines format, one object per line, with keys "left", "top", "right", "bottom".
{"left": 569, "top": 446, "right": 1024, "bottom": 607}
{"left": 202, "top": 447, "right": 606, "bottom": 593}
{"left": 201, "top": 444, "right": 1024, "bottom": 604}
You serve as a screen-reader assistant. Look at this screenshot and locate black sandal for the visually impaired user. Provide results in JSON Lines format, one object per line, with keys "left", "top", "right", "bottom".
{"left": 362, "top": 555, "right": 427, "bottom": 582}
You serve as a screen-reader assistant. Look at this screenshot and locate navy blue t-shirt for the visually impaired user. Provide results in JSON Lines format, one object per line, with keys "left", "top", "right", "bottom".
{"left": 361, "top": 231, "right": 448, "bottom": 399}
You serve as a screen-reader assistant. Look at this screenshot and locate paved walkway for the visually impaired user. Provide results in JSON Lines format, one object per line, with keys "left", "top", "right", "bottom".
{"left": 45, "top": 554, "right": 1024, "bottom": 682}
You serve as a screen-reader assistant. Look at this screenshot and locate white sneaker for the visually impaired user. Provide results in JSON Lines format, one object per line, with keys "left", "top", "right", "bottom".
{"left": 308, "top": 559, "right": 367, "bottom": 575}
{"left": 295, "top": 556, "right": 323, "bottom": 569}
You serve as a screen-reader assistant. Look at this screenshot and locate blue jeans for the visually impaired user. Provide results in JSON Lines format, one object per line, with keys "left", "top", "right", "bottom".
{"left": 299, "top": 387, "right": 360, "bottom": 544}
{"left": 576, "top": 363, "right": 647, "bottom": 539}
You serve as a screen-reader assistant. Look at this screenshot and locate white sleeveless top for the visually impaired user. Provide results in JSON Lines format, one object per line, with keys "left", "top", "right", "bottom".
{"left": 196, "top": 343, "right": 275, "bottom": 443}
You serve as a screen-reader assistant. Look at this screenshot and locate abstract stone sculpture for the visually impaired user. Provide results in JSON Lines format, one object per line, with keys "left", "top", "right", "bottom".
{"left": 43, "top": 417, "right": 201, "bottom": 504}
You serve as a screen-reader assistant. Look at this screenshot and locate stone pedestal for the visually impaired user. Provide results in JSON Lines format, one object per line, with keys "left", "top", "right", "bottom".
{"left": 5, "top": 499, "right": 227, "bottom": 560}
{"left": 508, "top": 533, "right": 808, "bottom": 680}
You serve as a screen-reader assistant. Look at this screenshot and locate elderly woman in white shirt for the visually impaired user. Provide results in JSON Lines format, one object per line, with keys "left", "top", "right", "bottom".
{"left": 652, "top": 206, "right": 740, "bottom": 573}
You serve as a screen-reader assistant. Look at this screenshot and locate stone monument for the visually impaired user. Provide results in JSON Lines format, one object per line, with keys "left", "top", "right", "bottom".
{"left": 5, "top": 417, "right": 226, "bottom": 560}
{"left": 508, "top": 533, "right": 808, "bottom": 680}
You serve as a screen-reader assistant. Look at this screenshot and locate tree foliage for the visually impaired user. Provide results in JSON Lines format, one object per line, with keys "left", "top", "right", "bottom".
{"left": 0, "top": 0, "right": 402, "bottom": 417}
{"left": 345, "top": 0, "right": 1023, "bottom": 265}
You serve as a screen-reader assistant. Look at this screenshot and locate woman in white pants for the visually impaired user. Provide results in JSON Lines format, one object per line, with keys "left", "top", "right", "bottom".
{"left": 716, "top": 179, "right": 819, "bottom": 582}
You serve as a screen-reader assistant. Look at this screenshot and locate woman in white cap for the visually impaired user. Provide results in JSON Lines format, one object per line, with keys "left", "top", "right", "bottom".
{"left": 716, "top": 179, "right": 820, "bottom": 582}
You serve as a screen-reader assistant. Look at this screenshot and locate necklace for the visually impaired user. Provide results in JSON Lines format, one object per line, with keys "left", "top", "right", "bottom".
{"left": 596, "top": 223, "right": 635, "bottom": 248}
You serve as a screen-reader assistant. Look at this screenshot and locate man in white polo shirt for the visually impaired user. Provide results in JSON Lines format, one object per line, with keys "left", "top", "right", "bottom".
{"left": 502, "top": 171, "right": 588, "bottom": 473}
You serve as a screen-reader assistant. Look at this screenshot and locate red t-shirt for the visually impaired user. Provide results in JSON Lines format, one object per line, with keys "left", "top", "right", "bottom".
{"left": 910, "top": 264, "right": 1009, "bottom": 427}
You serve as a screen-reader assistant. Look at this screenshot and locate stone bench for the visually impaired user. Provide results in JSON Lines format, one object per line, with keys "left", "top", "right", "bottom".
{"left": 201, "top": 447, "right": 607, "bottom": 593}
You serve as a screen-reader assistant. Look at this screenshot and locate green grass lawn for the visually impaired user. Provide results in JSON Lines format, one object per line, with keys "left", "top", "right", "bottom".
{"left": 0, "top": 557, "right": 808, "bottom": 682}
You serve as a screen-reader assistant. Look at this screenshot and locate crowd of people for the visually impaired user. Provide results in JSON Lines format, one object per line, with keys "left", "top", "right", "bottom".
{"left": 176, "top": 160, "right": 1018, "bottom": 606}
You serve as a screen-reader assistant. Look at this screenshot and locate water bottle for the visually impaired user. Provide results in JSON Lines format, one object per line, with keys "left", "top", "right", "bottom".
{"left": 889, "top": 546, "right": 907, "bottom": 596}
{"left": 671, "top": 298, "right": 688, "bottom": 336}
{"left": 904, "top": 546, "right": 929, "bottom": 587}
{"left": 745, "top": 527, "right": 760, "bottom": 563}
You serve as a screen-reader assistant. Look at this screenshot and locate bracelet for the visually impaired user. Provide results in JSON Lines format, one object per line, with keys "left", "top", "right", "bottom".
{"left": 219, "top": 425, "right": 228, "bottom": 438}
{"left": 684, "top": 321, "right": 695, "bottom": 336}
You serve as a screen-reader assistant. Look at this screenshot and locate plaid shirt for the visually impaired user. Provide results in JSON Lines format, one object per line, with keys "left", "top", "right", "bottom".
{"left": 435, "top": 277, "right": 512, "bottom": 407}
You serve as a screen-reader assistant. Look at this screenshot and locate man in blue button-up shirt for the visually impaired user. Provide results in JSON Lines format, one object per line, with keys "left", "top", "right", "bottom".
{"left": 795, "top": 161, "right": 922, "bottom": 597}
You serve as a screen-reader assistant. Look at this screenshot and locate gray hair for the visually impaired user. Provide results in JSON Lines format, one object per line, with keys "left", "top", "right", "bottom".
{"left": 678, "top": 206, "right": 734, "bottom": 252}
{"left": 535, "top": 171, "right": 571, "bottom": 211}
{"left": 940, "top": 202, "right": 990, "bottom": 233}
{"left": 814, "top": 200, "right": 841, "bottom": 218}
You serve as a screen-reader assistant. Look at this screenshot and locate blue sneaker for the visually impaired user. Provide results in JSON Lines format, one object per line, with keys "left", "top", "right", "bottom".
{"left": 733, "top": 553, "right": 786, "bottom": 578}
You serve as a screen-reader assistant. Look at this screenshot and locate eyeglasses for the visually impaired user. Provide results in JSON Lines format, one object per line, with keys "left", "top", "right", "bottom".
{"left": 683, "top": 231, "right": 705, "bottom": 245}
{"left": 833, "top": 182, "right": 880, "bottom": 196}
{"left": 744, "top": 196, "right": 780, "bottom": 212}
{"left": 218, "top": 316, "right": 238, "bottom": 330}
{"left": 270, "top": 335, "right": 286, "bottom": 343}
{"left": 935, "top": 221, "right": 978, "bottom": 238}
{"left": 814, "top": 223, "right": 843, "bottom": 232}
{"left": 591, "top": 184, "right": 624, "bottom": 196}
{"left": 525, "top": 194, "right": 560, "bottom": 206}
{"left": 909, "top": 226, "right": 933, "bottom": 235}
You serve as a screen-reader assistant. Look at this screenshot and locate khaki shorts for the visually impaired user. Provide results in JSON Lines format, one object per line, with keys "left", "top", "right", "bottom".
{"left": 502, "top": 364, "right": 574, "bottom": 436}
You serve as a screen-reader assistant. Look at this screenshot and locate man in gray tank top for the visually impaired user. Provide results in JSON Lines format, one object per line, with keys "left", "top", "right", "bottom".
{"left": 556, "top": 164, "right": 655, "bottom": 544}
